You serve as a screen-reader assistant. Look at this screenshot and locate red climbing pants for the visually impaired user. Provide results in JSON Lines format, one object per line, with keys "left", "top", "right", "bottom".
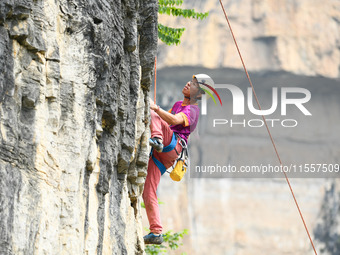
{"left": 142, "top": 110, "right": 182, "bottom": 234}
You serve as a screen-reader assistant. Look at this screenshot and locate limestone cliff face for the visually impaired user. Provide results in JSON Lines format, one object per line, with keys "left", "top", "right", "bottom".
{"left": 315, "top": 180, "right": 340, "bottom": 255}
{"left": 0, "top": 0, "right": 157, "bottom": 254}
{"left": 158, "top": 0, "right": 340, "bottom": 78}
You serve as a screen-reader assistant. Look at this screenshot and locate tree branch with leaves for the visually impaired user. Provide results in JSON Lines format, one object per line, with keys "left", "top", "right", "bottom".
{"left": 158, "top": 0, "right": 209, "bottom": 46}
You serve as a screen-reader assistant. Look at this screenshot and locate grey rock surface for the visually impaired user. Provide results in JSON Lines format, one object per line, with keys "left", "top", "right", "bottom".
{"left": 0, "top": 0, "right": 157, "bottom": 254}
{"left": 315, "top": 180, "right": 340, "bottom": 255}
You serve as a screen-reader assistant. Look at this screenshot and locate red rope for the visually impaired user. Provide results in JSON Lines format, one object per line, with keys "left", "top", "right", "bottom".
{"left": 154, "top": 56, "right": 157, "bottom": 104}
{"left": 218, "top": 1, "right": 318, "bottom": 254}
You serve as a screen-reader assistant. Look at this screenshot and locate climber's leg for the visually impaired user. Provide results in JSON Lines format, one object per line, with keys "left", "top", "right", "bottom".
{"left": 143, "top": 157, "right": 162, "bottom": 234}
{"left": 150, "top": 110, "right": 172, "bottom": 141}
{"left": 143, "top": 111, "right": 183, "bottom": 238}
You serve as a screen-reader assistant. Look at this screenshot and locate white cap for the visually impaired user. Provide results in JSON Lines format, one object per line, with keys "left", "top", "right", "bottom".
{"left": 193, "top": 74, "right": 215, "bottom": 89}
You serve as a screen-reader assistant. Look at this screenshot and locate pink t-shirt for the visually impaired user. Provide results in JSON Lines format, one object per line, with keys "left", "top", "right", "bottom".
{"left": 169, "top": 101, "right": 200, "bottom": 143}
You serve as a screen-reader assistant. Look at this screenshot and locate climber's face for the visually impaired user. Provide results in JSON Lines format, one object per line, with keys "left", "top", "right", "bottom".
{"left": 182, "top": 78, "right": 200, "bottom": 98}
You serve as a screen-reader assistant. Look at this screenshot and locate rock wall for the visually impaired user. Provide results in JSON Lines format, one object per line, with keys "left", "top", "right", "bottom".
{"left": 0, "top": 0, "right": 157, "bottom": 254}
{"left": 315, "top": 180, "right": 340, "bottom": 255}
{"left": 157, "top": 0, "right": 340, "bottom": 78}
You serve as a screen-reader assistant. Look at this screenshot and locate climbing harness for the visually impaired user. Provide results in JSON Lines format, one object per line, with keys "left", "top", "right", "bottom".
{"left": 169, "top": 137, "right": 188, "bottom": 182}
{"left": 218, "top": 1, "right": 318, "bottom": 254}
{"left": 150, "top": 132, "right": 188, "bottom": 181}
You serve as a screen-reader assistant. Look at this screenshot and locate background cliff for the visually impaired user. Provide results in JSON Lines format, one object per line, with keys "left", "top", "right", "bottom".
{"left": 151, "top": 68, "right": 340, "bottom": 255}
{"left": 151, "top": 0, "right": 340, "bottom": 254}
{"left": 0, "top": 0, "right": 157, "bottom": 254}
{"left": 1, "top": 0, "right": 340, "bottom": 254}
{"left": 158, "top": 0, "right": 340, "bottom": 78}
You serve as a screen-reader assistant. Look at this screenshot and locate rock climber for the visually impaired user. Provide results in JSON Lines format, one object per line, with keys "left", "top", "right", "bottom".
{"left": 142, "top": 74, "right": 214, "bottom": 245}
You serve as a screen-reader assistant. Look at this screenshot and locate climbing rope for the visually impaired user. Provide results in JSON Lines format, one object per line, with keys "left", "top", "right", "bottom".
{"left": 154, "top": 56, "right": 157, "bottom": 104}
{"left": 218, "top": 1, "right": 318, "bottom": 254}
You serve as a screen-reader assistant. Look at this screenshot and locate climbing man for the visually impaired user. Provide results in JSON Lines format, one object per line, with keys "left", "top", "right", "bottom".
{"left": 142, "top": 74, "right": 214, "bottom": 245}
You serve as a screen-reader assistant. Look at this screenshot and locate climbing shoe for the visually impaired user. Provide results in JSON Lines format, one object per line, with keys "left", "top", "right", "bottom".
{"left": 143, "top": 232, "right": 164, "bottom": 245}
{"left": 149, "top": 137, "right": 164, "bottom": 153}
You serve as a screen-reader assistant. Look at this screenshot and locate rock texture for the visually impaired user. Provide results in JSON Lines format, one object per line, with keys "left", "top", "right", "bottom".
{"left": 315, "top": 180, "right": 340, "bottom": 255}
{"left": 157, "top": 0, "right": 340, "bottom": 78}
{"left": 0, "top": 0, "right": 157, "bottom": 254}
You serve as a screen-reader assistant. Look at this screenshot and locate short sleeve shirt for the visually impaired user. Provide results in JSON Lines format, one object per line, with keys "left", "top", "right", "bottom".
{"left": 169, "top": 101, "right": 200, "bottom": 143}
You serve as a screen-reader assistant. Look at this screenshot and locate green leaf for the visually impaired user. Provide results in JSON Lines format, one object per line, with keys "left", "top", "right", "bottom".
{"left": 158, "top": 24, "right": 185, "bottom": 45}
{"left": 158, "top": 5, "right": 209, "bottom": 20}
{"left": 158, "top": 3, "right": 209, "bottom": 50}
{"left": 159, "top": 0, "right": 183, "bottom": 7}
{"left": 145, "top": 229, "right": 189, "bottom": 254}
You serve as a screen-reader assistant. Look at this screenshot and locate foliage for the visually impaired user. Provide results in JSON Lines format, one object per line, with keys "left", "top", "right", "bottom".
{"left": 141, "top": 199, "right": 164, "bottom": 209}
{"left": 142, "top": 200, "right": 188, "bottom": 254}
{"left": 158, "top": 0, "right": 209, "bottom": 45}
{"left": 144, "top": 229, "right": 189, "bottom": 255}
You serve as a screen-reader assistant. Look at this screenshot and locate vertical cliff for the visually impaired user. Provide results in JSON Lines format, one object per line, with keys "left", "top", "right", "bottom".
{"left": 0, "top": 0, "right": 157, "bottom": 254}
{"left": 315, "top": 180, "right": 340, "bottom": 255}
{"left": 158, "top": 0, "right": 340, "bottom": 78}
